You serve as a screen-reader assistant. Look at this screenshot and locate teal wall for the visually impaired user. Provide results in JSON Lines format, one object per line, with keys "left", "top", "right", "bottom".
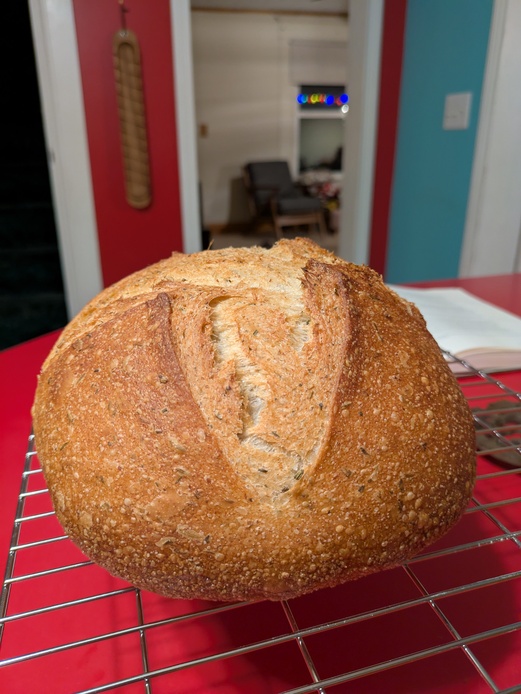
{"left": 385, "top": 0, "right": 493, "bottom": 284}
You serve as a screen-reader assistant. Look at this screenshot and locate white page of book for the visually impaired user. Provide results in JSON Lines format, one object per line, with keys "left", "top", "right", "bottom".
{"left": 387, "top": 286, "right": 521, "bottom": 357}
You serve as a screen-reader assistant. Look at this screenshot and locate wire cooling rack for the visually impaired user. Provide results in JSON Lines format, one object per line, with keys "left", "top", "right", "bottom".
{"left": 1, "top": 357, "right": 521, "bottom": 693}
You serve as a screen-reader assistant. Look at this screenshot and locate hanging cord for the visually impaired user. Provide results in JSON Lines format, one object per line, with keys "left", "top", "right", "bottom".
{"left": 118, "top": 0, "right": 129, "bottom": 35}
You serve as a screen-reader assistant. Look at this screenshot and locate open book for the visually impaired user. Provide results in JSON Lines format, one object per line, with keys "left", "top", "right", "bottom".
{"left": 388, "top": 286, "right": 521, "bottom": 375}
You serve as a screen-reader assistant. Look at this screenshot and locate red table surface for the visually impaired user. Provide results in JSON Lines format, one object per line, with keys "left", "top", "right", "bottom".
{"left": 1, "top": 273, "right": 520, "bottom": 693}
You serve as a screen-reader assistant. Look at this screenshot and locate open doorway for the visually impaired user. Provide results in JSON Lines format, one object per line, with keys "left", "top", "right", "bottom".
{"left": 296, "top": 84, "right": 347, "bottom": 233}
{"left": 189, "top": 2, "right": 348, "bottom": 251}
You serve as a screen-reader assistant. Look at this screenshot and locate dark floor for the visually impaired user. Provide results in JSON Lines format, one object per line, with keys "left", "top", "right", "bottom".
{"left": 0, "top": 4, "right": 67, "bottom": 351}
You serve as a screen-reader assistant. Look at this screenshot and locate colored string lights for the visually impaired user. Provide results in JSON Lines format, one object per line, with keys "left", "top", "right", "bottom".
{"left": 297, "top": 92, "right": 349, "bottom": 107}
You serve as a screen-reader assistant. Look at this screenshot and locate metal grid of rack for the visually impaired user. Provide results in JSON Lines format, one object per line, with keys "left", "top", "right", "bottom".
{"left": 1, "top": 357, "right": 521, "bottom": 693}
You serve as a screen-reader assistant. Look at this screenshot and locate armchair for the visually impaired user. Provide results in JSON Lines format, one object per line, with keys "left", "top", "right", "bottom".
{"left": 243, "top": 161, "right": 326, "bottom": 240}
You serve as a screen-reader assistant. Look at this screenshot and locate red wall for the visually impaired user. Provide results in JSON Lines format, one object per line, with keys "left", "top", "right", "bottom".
{"left": 72, "top": 0, "right": 183, "bottom": 287}
{"left": 368, "top": 0, "right": 407, "bottom": 277}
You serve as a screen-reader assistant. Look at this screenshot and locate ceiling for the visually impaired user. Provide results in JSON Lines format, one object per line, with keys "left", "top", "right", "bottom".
{"left": 190, "top": 0, "right": 349, "bottom": 15}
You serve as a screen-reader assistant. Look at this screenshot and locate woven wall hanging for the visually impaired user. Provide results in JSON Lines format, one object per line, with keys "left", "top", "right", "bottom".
{"left": 112, "top": 1, "right": 151, "bottom": 209}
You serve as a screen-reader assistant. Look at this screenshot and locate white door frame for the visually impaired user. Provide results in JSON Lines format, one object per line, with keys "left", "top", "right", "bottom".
{"left": 170, "top": 1, "right": 201, "bottom": 255}
{"left": 28, "top": 0, "right": 200, "bottom": 319}
{"left": 460, "top": 0, "right": 521, "bottom": 277}
{"left": 28, "top": 0, "right": 103, "bottom": 319}
{"left": 337, "top": 0, "right": 383, "bottom": 266}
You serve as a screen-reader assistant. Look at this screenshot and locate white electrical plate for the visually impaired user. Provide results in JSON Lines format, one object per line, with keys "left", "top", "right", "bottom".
{"left": 443, "top": 92, "right": 472, "bottom": 130}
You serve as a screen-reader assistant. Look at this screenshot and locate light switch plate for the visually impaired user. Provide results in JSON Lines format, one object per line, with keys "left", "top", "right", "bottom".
{"left": 443, "top": 92, "right": 472, "bottom": 130}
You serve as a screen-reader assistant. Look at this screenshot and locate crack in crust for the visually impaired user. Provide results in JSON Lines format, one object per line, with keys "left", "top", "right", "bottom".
{"left": 167, "top": 260, "right": 352, "bottom": 500}
{"left": 209, "top": 294, "right": 272, "bottom": 436}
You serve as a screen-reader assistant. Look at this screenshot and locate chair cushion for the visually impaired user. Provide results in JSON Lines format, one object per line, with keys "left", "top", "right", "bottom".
{"left": 245, "top": 161, "right": 323, "bottom": 218}
{"left": 277, "top": 196, "right": 322, "bottom": 216}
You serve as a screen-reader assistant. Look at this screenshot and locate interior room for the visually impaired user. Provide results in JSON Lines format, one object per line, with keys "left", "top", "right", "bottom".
{"left": 189, "top": 1, "right": 349, "bottom": 252}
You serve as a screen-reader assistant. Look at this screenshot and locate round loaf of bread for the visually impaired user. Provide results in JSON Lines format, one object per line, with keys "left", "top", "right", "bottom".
{"left": 32, "top": 238, "right": 475, "bottom": 601}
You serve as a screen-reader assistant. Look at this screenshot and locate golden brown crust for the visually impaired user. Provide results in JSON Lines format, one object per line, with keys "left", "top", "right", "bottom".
{"left": 32, "top": 238, "right": 476, "bottom": 601}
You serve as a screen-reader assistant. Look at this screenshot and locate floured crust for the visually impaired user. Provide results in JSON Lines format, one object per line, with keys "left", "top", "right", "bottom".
{"left": 32, "top": 238, "right": 476, "bottom": 601}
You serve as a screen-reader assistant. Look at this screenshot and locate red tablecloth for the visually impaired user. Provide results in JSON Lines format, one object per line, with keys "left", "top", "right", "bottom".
{"left": 1, "top": 274, "right": 520, "bottom": 693}
{"left": 0, "top": 331, "right": 60, "bottom": 582}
